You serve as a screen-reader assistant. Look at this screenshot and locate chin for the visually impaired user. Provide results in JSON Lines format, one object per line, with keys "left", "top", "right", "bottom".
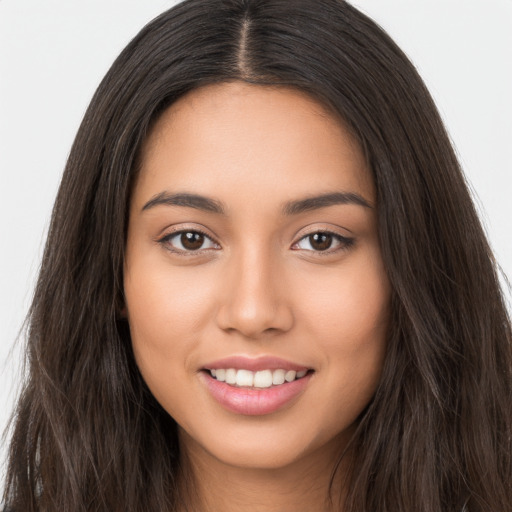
{"left": 178, "top": 416, "right": 352, "bottom": 472}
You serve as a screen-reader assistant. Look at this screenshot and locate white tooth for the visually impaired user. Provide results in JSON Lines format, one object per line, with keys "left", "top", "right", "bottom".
{"left": 210, "top": 369, "right": 216, "bottom": 377}
{"left": 272, "top": 369, "right": 286, "bottom": 385}
{"left": 215, "top": 369, "right": 226, "bottom": 382}
{"left": 225, "top": 368, "right": 237, "bottom": 385}
{"left": 284, "top": 370, "right": 297, "bottom": 382}
{"left": 296, "top": 370, "right": 307, "bottom": 378}
{"left": 254, "top": 370, "right": 273, "bottom": 388}
{"left": 236, "top": 369, "right": 254, "bottom": 387}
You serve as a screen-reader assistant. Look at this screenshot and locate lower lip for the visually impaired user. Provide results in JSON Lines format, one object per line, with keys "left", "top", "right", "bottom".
{"left": 200, "top": 371, "right": 312, "bottom": 416}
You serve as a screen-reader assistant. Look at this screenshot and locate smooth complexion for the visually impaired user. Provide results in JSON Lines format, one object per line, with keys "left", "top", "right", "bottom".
{"left": 124, "top": 82, "right": 390, "bottom": 511}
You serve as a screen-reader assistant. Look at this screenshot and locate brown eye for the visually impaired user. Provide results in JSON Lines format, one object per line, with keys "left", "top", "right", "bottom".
{"left": 181, "top": 231, "right": 205, "bottom": 250}
{"left": 293, "top": 231, "right": 354, "bottom": 253}
{"left": 160, "top": 230, "right": 219, "bottom": 253}
{"left": 308, "top": 233, "right": 333, "bottom": 251}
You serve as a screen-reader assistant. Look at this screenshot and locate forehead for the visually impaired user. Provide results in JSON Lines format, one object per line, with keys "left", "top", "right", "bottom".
{"left": 133, "top": 82, "right": 373, "bottom": 212}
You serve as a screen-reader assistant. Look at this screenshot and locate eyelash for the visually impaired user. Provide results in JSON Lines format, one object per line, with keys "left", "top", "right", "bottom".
{"left": 291, "top": 231, "right": 355, "bottom": 254}
{"left": 158, "top": 229, "right": 354, "bottom": 255}
{"left": 158, "top": 228, "right": 220, "bottom": 255}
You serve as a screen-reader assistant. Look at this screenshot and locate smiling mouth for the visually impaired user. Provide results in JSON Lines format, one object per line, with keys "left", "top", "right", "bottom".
{"left": 204, "top": 368, "right": 313, "bottom": 389}
{"left": 201, "top": 364, "right": 314, "bottom": 415}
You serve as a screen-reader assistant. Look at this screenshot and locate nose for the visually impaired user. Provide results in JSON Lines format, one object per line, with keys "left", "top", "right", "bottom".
{"left": 215, "top": 247, "right": 294, "bottom": 339}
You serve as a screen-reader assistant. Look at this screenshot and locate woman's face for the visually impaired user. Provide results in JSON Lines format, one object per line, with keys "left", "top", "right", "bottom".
{"left": 124, "top": 82, "right": 390, "bottom": 470}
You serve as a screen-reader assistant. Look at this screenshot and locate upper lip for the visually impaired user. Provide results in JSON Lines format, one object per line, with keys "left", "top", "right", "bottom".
{"left": 202, "top": 355, "right": 311, "bottom": 372}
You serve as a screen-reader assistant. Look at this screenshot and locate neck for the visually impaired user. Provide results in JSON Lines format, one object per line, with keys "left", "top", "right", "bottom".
{"left": 176, "top": 429, "right": 351, "bottom": 512}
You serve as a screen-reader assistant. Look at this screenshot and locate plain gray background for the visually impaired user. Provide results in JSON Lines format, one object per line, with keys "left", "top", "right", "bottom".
{"left": 1, "top": 0, "right": 511, "bottom": 482}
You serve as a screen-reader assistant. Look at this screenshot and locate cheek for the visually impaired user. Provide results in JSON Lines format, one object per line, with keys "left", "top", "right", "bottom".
{"left": 124, "top": 259, "right": 218, "bottom": 386}
{"left": 295, "top": 249, "right": 389, "bottom": 405}
{"left": 298, "top": 251, "right": 389, "bottom": 346}
{"left": 124, "top": 264, "right": 218, "bottom": 424}
{"left": 126, "top": 259, "right": 216, "bottom": 334}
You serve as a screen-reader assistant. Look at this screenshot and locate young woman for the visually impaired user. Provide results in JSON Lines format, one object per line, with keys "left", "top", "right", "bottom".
{"left": 3, "top": 0, "right": 511, "bottom": 511}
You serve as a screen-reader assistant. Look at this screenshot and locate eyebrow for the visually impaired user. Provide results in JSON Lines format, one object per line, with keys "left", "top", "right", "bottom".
{"left": 282, "top": 192, "right": 373, "bottom": 215}
{"left": 142, "top": 192, "right": 225, "bottom": 214}
{"left": 141, "top": 190, "right": 372, "bottom": 215}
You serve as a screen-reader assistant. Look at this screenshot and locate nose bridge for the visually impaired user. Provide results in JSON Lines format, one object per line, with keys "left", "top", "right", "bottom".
{"left": 216, "top": 241, "right": 293, "bottom": 338}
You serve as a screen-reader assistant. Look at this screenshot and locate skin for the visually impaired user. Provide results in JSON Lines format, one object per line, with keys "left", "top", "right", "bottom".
{"left": 124, "top": 82, "right": 390, "bottom": 511}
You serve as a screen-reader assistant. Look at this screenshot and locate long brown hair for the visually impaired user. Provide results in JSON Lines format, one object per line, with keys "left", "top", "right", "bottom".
{"left": 3, "top": 1, "right": 511, "bottom": 510}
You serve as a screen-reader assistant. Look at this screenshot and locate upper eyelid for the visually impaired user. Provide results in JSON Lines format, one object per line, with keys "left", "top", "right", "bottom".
{"left": 158, "top": 224, "right": 218, "bottom": 242}
{"left": 292, "top": 225, "right": 352, "bottom": 242}
{"left": 293, "top": 231, "right": 353, "bottom": 246}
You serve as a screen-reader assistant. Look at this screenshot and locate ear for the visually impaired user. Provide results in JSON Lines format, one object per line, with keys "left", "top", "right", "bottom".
{"left": 116, "top": 292, "right": 129, "bottom": 320}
